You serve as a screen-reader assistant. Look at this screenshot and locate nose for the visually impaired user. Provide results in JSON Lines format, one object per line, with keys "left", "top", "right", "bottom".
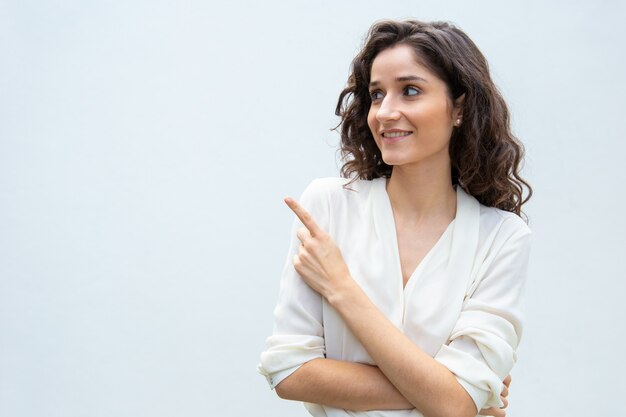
{"left": 375, "top": 95, "right": 401, "bottom": 122}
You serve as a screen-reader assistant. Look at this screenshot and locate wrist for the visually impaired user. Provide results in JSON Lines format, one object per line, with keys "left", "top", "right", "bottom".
{"left": 326, "top": 273, "right": 361, "bottom": 310}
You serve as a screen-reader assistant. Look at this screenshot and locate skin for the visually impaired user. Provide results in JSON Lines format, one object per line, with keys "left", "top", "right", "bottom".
{"left": 275, "top": 44, "right": 512, "bottom": 417}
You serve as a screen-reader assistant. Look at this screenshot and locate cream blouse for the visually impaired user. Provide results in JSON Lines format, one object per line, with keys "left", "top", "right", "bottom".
{"left": 259, "top": 177, "right": 531, "bottom": 417}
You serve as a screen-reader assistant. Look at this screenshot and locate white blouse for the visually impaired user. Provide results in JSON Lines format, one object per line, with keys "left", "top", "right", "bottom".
{"left": 259, "top": 177, "right": 531, "bottom": 417}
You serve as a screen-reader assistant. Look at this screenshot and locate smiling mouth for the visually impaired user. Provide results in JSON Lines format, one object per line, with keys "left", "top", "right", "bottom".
{"left": 382, "top": 131, "right": 412, "bottom": 138}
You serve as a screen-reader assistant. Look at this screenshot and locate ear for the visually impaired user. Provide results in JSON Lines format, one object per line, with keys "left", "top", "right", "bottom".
{"left": 452, "top": 93, "right": 465, "bottom": 127}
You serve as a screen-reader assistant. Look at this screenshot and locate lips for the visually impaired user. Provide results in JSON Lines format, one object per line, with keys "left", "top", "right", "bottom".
{"left": 381, "top": 130, "right": 412, "bottom": 143}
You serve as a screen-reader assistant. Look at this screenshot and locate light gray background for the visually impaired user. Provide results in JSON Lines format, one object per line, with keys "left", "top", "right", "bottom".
{"left": 1, "top": 0, "right": 625, "bottom": 416}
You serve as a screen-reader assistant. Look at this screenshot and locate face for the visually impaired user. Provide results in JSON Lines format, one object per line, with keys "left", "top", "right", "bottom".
{"left": 367, "top": 44, "right": 463, "bottom": 171}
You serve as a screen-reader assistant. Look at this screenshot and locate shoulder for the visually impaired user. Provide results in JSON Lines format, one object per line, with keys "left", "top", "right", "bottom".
{"left": 468, "top": 203, "right": 532, "bottom": 299}
{"left": 300, "top": 177, "right": 348, "bottom": 197}
{"left": 477, "top": 203, "right": 532, "bottom": 256}
{"left": 300, "top": 177, "right": 379, "bottom": 205}
{"left": 298, "top": 178, "right": 380, "bottom": 230}
{"left": 482, "top": 205, "right": 531, "bottom": 236}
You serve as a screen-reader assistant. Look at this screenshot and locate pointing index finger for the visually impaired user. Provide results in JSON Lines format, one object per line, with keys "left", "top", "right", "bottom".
{"left": 284, "top": 197, "right": 322, "bottom": 237}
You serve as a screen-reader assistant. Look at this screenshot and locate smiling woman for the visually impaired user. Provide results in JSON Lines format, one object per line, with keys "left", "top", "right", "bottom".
{"left": 259, "top": 19, "right": 531, "bottom": 417}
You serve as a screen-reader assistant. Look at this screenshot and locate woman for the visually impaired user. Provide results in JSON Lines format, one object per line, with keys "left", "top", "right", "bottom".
{"left": 259, "top": 19, "right": 531, "bottom": 417}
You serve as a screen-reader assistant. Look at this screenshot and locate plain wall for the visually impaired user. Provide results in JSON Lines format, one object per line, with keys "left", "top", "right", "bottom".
{"left": 1, "top": 0, "right": 625, "bottom": 416}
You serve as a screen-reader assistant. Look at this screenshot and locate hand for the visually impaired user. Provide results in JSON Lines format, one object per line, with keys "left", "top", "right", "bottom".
{"left": 478, "top": 374, "right": 511, "bottom": 417}
{"left": 285, "top": 197, "right": 352, "bottom": 298}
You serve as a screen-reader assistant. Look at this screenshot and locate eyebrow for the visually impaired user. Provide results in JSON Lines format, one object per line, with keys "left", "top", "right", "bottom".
{"left": 369, "top": 75, "right": 428, "bottom": 88}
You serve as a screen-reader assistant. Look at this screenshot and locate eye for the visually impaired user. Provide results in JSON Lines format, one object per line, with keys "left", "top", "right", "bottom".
{"left": 369, "top": 90, "right": 383, "bottom": 101}
{"left": 404, "top": 86, "right": 421, "bottom": 96}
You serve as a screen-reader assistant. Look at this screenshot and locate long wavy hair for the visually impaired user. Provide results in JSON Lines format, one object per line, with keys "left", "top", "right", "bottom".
{"left": 335, "top": 19, "right": 532, "bottom": 216}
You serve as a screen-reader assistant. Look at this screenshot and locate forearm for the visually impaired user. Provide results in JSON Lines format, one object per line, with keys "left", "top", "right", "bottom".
{"left": 275, "top": 358, "right": 414, "bottom": 411}
{"left": 328, "top": 281, "right": 477, "bottom": 417}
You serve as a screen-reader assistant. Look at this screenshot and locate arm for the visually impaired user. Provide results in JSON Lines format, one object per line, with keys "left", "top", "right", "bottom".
{"left": 434, "top": 221, "right": 530, "bottom": 410}
{"left": 259, "top": 180, "right": 413, "bottom": 411}
{"left": 277, "top": 358, "right": 511, "bottom": 415}
{"left": 276, "top": 358, "right": 413, "bottom": 411}
{"left": 327, "top": 277, "right": 477, "bottom": 417}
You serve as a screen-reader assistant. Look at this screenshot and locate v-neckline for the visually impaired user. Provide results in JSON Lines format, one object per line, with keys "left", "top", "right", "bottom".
{"left": 376, "top": 178, "right": 457, "bottom": 293}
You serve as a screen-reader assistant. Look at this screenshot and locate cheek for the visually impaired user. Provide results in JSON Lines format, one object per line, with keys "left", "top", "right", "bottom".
{"left": 367, "top": 111, "right": 381, "bottom": 146}
{"left": 416, "top": 104, "right": 452, "bottom": 133}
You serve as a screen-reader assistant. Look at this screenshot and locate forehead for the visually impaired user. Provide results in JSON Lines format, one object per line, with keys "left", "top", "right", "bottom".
{"left": 370, "top": 44, "right": 441, "bottom": 84}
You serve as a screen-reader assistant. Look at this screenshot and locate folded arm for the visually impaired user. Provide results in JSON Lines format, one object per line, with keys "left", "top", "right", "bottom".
{"left": 282, "top": 197, "right": 528, "bottom": 417}
{"left": 285, "top": 197, "right": 477, "bottom": 417}
{"left": 277, "top": 357, "right": 511, "bottom": 416}
{"left": 275, "top": 358, "right": 413, "bottom": 411}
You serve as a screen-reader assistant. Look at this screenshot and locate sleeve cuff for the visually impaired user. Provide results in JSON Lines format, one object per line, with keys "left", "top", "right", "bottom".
{"left": 456, "top": 377, "right": 490, "bottom": 413}
{"left": 257, "top": 363, "right": 303, "bottom": 390}
{"left": 258, "top": 334, "right": 325, "bottom": 390}
{"left": 435, "top": 343, "right": 505, "bottom": 410}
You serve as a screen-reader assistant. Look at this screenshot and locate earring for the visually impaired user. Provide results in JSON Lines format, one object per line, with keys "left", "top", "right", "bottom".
{"left": 455, "top": 118, "right": 461, "bottom": 126}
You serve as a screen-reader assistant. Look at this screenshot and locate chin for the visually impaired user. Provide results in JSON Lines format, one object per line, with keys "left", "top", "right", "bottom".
{"left": 380, "top": 153, "right": 410, "bottom": 166}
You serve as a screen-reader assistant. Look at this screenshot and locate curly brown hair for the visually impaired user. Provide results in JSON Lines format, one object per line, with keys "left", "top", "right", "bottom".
{"left": 335, "top": 19, "right": 532, "bottom": 216}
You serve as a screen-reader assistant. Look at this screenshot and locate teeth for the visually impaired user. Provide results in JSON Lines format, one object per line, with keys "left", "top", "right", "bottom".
{"left": 383, "top": 131, "right": 410, "bottom": 138}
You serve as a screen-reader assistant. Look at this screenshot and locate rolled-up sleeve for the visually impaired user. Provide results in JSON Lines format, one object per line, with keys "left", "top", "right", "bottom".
{"left": 258, "top": 179, "right": 331, "bottom": 389}
{"left": 435, "top": 219, "right": 531, "bottom": 411}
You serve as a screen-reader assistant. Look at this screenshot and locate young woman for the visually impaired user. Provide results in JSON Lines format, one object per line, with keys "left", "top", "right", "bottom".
{"left": 259, "top": 19, "right": 532, "bottom": 417}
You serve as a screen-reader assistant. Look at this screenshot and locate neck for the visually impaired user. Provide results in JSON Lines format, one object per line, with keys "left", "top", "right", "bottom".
{"left": 386, "top": 162, "right": 456, "bottom": 223}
